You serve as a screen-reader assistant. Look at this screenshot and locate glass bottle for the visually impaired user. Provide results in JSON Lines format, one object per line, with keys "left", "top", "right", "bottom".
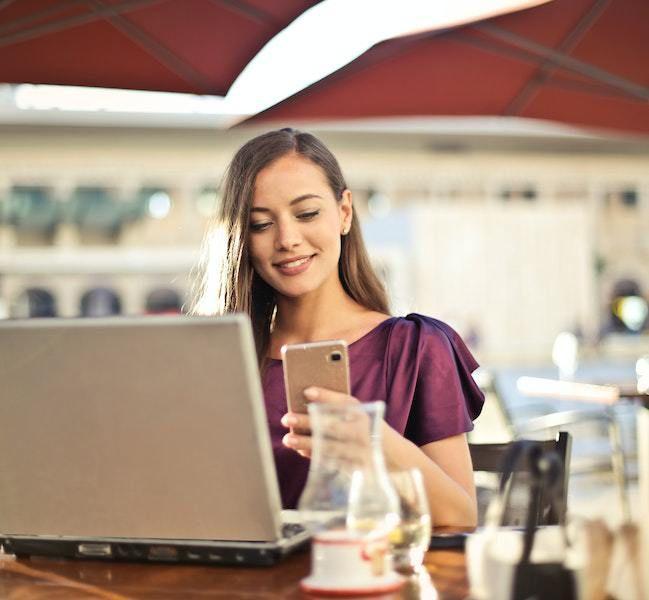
{"left": 298, "top": 401, "right": 403, "bottom": 595}
{"left": 298, "top": 401, "right": 399, "bottom": 529}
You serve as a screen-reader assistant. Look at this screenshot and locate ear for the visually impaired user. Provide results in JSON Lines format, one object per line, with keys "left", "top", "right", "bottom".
{"left": 339, "top": 189, "right": 353, "bottom": 233}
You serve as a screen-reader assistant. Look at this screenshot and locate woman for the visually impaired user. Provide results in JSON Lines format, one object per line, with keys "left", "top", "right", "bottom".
{"left": 195, "top": 128, "right": 484, "bottom": 527}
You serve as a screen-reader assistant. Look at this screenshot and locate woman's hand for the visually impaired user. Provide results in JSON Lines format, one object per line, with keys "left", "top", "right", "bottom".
{"left": 281, "top": 387, "right": 478, "bottom": 526}
{"left": 280, "top": 386, "right": 359, "bottom": 458}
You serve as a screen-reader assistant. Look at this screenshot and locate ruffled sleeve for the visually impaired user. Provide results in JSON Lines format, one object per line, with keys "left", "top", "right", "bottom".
{"left": 384, "top": 313, "right": 484, "bottom": 446}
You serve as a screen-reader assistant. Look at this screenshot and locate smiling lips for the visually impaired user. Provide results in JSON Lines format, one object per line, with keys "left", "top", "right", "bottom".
{"left": 274, "top": 254, "right": 315, "bottom": 276}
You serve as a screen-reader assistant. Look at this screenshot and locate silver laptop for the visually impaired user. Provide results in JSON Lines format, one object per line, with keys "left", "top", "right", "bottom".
{"left": 0, "top": 314, "right": 309, "bottom": 565}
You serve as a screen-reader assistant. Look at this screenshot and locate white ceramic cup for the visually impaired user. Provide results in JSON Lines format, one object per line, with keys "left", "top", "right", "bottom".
{"left": 301, "top": 529, "right": 404, "bottom": 595}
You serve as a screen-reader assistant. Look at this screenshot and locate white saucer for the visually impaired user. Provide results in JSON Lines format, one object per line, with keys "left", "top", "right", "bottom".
{"left": 300, "top": 571, "right": 404, "bottom": 596}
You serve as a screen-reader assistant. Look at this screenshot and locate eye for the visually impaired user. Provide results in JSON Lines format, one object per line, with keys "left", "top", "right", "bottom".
{"left": 297, "top": 210, "right": 320, "bottom": 221}
{"left": 250, "top": 221, "right": 272, "bottom": 232}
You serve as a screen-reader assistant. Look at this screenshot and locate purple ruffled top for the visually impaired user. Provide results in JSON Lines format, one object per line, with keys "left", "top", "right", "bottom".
{"left": 262, "top": 313, "right": 485, "bottom": 508}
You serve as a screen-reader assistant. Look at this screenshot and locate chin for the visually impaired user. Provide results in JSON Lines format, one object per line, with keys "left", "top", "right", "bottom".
{"left": 276, "top": 285, "right": 317, "bottom": 299}
{"left": 270, "top": 276, "right": 323, "bottom": 299}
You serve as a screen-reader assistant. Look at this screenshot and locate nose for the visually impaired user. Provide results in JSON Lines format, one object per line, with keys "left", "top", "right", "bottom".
{"left": 274, "top": 218, "right": 302, "bottom": 251}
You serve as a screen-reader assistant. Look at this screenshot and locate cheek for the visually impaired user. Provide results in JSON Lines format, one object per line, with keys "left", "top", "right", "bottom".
{"left": 247, "top": 237, "right": 267, "bottom": 270}
{"left": 249, "top": 255, "right": 274, "bottom": 288}
{"left": 248, "top": 245, "right": 268, "bottom": 283}
{"left": 318, "top": 213, "right": 343, "bottom": 246}
{"left": 326, "top": 220, "right": 343, "bottom": 254}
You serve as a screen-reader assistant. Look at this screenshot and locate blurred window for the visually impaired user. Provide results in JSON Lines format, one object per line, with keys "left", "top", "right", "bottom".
{"left": 195, "top": 186, "right": 219, "bottom": 218}
{"left": 80, "top": 287, "right": 122, "bottom": 317}
{"left": 500, "top": 185, "right": 537, "bottom": 201}
{"left": 12, "top": 287, "right": 57, "bottom": 318}
{"left": 7, "top": 186, "right": 59, "bottom": 240}
{"left": 145, "top": 288, "right": 182, "bottom": 315}
{"left": 620, "top": 189, "right": 638, "bottom": 207}
{"left": 69, "top": 187, "right": 122, "bottom": 238}
{"left": 604, "top": 187, "right": 638, "bottom": 209}
{"left": 137, "top": 187, "right": 172, "bottom": 220}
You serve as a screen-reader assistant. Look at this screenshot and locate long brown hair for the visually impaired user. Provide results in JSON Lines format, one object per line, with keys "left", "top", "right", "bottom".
{"left": 192, "top": 128, "right": 389, "bottom": 365}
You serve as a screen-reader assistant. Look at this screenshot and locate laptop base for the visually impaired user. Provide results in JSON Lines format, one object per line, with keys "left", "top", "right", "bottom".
{"left": 2, "top": 534, "right": 310, "bottom": 567}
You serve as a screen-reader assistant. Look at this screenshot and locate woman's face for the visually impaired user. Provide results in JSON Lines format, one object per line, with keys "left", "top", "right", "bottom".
{"left": 248, "top": 153, "right": 352, "bottom": 300}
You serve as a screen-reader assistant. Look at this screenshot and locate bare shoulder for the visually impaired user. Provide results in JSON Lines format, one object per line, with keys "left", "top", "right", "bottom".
{"left": 346, "top": 310, "right": 392, "bottom": 343}
{"left": 363, "top": 310, "right": 392, "bottom": 329}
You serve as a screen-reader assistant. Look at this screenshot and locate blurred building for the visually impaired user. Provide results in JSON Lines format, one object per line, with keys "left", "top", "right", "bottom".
{"left": 1, "top": 110, "right": 648, "bottom": 364}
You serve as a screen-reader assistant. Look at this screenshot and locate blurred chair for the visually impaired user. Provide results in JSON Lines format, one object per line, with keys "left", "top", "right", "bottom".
{"left": 470, "top": 431, "right": 572, "bottom": 526}
{"left": 490, "top": 371, "right": 632, "bottom": 521}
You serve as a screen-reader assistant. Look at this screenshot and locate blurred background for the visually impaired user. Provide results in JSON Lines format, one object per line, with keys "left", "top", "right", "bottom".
{"left": 1, "top": 0, "right": 647, "bottom": 525}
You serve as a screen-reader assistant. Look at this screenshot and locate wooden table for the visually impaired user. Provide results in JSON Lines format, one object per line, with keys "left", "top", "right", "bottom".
{"left": 0, "top": 546, "right": 469, "bottom": 599}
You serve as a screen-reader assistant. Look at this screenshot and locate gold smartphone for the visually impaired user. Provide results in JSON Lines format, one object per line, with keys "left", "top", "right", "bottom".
{"left": 281, "top": 340, "right": 350, "bottom": 433}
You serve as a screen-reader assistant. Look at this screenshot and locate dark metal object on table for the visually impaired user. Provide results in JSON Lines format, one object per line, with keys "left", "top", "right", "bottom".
{"left": 470, "top": 431, "right": 572, "bottom": 527}
{"left": 502, "top": 441, "right": 578, "bottom": 600}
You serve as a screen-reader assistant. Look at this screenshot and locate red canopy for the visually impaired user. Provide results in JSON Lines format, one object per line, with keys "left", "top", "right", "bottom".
{"left": 0, "top": 0, "right": 320, "bottom": 96}
{"left": 244, "top": 0, "right": 649, "bottom": 136}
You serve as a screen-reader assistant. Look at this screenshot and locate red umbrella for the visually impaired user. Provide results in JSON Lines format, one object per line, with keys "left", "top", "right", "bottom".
{"left": 0, "top": 0, "right": 320, "bottom": 96}
{"left": 243, "top": 0, "right": 649, "bottom": 136}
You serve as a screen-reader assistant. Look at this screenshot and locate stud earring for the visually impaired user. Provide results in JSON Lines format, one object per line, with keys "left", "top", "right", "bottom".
{"left": 342, "top": 226, "right": 350, "bottom": 235}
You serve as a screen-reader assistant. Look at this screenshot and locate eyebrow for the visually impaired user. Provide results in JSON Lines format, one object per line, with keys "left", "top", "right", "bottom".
{"left": 250, "top": 193, "right": 322, "bottom": 213}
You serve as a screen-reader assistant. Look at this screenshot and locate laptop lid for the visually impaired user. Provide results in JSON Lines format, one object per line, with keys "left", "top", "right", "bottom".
{"left": 0, "top": 315, "right": 284, "bottom": 543}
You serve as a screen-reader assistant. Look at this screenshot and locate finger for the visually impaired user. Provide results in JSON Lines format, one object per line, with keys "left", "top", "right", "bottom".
{"left": 304, "top": 387, "right": 359, "bottom": 404}
{"left": 315, "top": 437, "right": 370, "bottom": 467}
{"left": 280, "top": 412, "right": 310, "bottom": 431}
{"left": 326, "top": 417, "right": 371, "bottom": 445}
{"left": 310, "top": 405, "right": 371, "bottom": 445}
{"left": 282, "top": 432, "right": 313, "bottom": 454}
{"left": 283, "top": 431, "right": 355, "bottom": 463}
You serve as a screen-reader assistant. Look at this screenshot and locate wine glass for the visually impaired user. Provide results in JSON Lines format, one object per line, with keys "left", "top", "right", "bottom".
{"left": 388, "top": 468, "right": 432, "bottom": 573}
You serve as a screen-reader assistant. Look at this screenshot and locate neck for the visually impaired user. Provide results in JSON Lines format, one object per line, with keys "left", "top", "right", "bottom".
{"left": 274, "top": 279, "right": 362, "bottom": 343}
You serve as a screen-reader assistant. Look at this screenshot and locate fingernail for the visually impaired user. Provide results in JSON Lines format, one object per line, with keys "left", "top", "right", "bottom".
{"left": 281, "top": 414, "right": 297, "bottom": 427}
{"left": 304, "top": 387, "right": 318, "bottom": 400}
{"left": 283, "top": 434, "right": 297, "bottom": 447}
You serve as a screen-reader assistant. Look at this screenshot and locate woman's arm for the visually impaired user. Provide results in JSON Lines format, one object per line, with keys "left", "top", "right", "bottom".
{"left": 381, "top": 426, "right": 477, "bottom": 527}
{"left": 281, "top": 386, "right": 478, "bottom": 528}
